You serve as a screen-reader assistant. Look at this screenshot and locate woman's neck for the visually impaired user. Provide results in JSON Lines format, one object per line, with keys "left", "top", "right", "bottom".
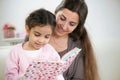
{"left": 53, "top": 33, "right": 68, "bottom": 40}
{"left": 49, "top": 34, "right": 69, "bottom": 52}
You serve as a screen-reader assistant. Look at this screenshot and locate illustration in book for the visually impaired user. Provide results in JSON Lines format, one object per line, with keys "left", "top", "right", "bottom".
{"left": 21, "top": 47, "right": 81, "bottom": 80}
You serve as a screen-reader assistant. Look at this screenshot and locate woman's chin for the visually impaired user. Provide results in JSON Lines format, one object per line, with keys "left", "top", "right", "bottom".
{"left": 55, "top": 30, "right": 65, "bottom": 37}
{"left": 55, "top": 31, "right": 63, "bottom": 37}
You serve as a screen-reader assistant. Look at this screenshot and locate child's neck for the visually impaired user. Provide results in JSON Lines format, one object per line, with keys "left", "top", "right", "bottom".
{"left": 22, "top": 41, "right": 37, "bottom": 51}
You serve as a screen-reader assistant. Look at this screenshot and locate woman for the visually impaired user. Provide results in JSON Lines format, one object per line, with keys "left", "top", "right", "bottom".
{"left": 25, "top": 0, "right": 99, "bottom": 80}
{"left": 49, "top": 0, "right": 99, "bottom": 80}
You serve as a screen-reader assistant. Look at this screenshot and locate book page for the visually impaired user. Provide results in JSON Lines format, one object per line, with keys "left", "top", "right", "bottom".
{"left": 21, "top": 47, "right": 81, "bottom": 80}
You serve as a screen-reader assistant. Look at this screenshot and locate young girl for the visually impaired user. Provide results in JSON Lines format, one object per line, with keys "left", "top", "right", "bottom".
{"left": 5, "top": 8, "right": 62, "bottom": 80}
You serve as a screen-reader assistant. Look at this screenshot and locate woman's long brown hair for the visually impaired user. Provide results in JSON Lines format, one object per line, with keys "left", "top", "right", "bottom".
{"left": 55, "top": 0, "right": 99, "bottom": 80}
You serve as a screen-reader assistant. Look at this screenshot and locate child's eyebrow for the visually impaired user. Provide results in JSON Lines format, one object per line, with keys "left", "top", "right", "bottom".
{"left": 46, "top": 34, "right": 51, "bottom": 36}
{"left": 34, "top": 31, "right": 52, "bottom": 36}
{"left": 34, "top": 31, "right": 40, "bottom": 34}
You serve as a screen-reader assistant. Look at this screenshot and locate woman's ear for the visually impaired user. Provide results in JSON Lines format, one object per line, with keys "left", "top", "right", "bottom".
{"left": 25, "top": 25, "right": 30, "bottom": 36}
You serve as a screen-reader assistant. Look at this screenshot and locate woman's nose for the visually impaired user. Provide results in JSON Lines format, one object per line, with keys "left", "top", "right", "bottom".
{"left": 62, "top": 22, "right": 68, "bottom": 30}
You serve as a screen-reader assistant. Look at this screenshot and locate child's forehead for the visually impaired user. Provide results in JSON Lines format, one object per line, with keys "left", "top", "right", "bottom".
{"left": 33, "top": 25, "right": 53, "bottom": 29}
{"left": 31, "top": 25, "right": 53, "bottom": 33}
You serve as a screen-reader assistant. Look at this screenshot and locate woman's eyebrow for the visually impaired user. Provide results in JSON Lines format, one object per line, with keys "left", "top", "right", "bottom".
{"left": 61, "top": 14, "right": 78, "bottom": 23}
{"left": 61, "top": 14, "right": 66, "bottom": 18}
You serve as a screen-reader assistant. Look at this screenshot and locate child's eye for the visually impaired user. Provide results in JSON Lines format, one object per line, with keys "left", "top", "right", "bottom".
{"left": 45, "top": 34, "right": 51, "bottom": 39}
{"left": 45, "top": 35, "right": 51, "bottom": 39}
{"left": 34, "top": 33, "right": 40, "bottom": 37}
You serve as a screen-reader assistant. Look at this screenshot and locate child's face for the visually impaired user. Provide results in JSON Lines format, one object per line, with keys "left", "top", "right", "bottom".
{"left": 26, "top": 25, "right": 53, "bottom": 50}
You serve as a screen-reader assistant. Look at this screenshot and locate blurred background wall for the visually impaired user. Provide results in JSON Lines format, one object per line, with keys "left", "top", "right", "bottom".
{"left": 86, "top": 0, "right": 120, "bottom": 80}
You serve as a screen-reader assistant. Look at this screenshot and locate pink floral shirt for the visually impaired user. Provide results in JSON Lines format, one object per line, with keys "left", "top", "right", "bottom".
{"left": 5, "top": 43, "right": 60, "bottom": 80}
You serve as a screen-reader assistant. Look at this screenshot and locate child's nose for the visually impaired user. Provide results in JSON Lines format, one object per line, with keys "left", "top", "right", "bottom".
{"left": 38, "top": 37, "right": 45, "bottom": 43}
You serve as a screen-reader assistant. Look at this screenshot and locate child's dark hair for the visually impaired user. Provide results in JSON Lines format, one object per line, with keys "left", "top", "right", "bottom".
{"left": 26, "top": 8, "right": 56, "bottom": 30}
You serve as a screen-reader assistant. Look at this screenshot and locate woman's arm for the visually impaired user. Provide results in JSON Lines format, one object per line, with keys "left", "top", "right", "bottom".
{"left": 63, "top": 50, "right": 85, "bottom": 80}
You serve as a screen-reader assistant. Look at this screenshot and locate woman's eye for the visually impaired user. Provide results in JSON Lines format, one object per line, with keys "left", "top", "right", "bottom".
{"left": 60, "top": 16, "right": 65, "bottom": 21}
{"left": 70, "top": 22, "right": 76, "bottom": 26}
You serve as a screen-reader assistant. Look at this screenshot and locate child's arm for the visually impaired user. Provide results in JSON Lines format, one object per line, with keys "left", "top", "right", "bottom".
{"left": 5, "top": 49, "right": 19, "bottom": 80}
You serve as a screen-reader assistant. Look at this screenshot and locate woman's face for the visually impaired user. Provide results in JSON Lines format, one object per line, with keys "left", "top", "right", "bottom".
{"left": 55, "top": 8, "right": 79, "bottom": 37}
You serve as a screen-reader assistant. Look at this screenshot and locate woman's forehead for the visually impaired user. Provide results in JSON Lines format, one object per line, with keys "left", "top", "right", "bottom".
{"left": 57, "top": 9, "right": 79, "bottom": 22}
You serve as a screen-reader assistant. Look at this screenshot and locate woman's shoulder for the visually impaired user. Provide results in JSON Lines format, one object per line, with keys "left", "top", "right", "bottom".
{"left": 68, "top": 37, "right": 81, "bottom": 48}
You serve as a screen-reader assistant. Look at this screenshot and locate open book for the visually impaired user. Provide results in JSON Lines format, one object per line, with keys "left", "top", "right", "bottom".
{"left": 22, "top": 47, "right": 81, "bottom": 80}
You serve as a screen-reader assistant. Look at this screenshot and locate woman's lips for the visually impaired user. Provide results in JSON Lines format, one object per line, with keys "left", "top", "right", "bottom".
{"left": 56, "top": 27, "right": 65, "bottom": 34}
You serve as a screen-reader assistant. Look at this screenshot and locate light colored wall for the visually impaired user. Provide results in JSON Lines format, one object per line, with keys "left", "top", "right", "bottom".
{"left": 0, "top": 0, "right": 120, "bottom": 80}
{"left": 0, "top": 0, "right": 62, "bottom": 46}
{"left": 86, "top": 0, "right": 120, "bottom": 80}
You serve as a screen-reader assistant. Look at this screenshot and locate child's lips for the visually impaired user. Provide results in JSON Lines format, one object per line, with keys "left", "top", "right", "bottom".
{"left": 35, "top": 43, "right": 42, "bottom": 47}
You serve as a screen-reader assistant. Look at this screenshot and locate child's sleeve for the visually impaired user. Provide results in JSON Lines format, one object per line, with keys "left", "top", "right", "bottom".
{"left": 5, "top": 48, "right": 19, "bottom": 80}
